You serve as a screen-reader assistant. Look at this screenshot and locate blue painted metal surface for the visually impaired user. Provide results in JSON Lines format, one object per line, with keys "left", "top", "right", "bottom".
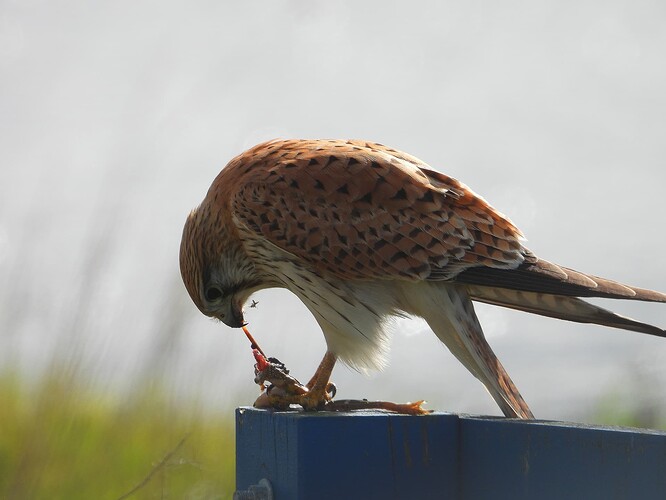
{"left": 236, "top": 408, "right": 666, "bottom": 499}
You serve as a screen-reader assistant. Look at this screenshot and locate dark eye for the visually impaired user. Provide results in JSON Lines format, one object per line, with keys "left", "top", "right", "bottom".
{"left": 205, "top": 286, "right": 223, "bottom": 302}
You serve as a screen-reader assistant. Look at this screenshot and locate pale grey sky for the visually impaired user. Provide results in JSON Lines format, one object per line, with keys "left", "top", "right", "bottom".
{"left": 1, "top": 0, "right": 665, "bottom": 421}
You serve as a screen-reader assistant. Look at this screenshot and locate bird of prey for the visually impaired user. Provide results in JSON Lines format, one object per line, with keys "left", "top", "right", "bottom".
{"left": 180, "top": 139, "right": 666, "bottom": 418}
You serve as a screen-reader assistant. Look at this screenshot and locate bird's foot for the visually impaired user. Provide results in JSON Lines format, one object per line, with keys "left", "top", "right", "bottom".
{"left": 247, "top": 330, "right": 429, "bottom": 415}
{"left": 298, "top": 383, "right": 336, "bottom": 411}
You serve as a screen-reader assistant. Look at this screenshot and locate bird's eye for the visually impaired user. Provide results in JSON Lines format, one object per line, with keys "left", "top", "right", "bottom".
{"left": 204, "top": 286, "right": 223, "bottom": 302}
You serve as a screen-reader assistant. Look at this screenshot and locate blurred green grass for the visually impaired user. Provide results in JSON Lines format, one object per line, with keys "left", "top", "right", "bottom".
{"left": 592, "top": 390, "right": 666, "bottom": 431}
{"left": 0, "top": 368, "right": 235, "bottom": 500}
{"left": 1, "top": 366, "right": 664, "bottom": 500}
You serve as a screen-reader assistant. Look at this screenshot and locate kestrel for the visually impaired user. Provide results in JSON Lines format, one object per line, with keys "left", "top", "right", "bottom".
{"left": 180, "top": 139, "right": 666, "bottom": 418}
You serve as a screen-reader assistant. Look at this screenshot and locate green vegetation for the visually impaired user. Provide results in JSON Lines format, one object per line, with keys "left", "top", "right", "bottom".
{"left": 592, "top": 390, "right": 666, "bottom": 431}
{"left": 0, "top": 369, "right": 235, "bottom": 500}
{"left": 1, "top": 363, "right": 663, "bottom": 499}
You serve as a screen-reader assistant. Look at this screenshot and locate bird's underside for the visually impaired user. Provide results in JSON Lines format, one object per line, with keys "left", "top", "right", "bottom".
{"left": 179, "top": 138, "right": 666, "bottom": 419}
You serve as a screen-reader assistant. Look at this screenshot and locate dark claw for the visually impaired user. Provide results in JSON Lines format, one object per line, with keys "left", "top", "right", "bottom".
{"left": 326, "top": 382, "right": 337, "bottom": 399}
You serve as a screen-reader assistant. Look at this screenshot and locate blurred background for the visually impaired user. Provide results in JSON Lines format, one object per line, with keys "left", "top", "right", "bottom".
{"left": 1, "top": 0, "right": 665, "bottom": 497}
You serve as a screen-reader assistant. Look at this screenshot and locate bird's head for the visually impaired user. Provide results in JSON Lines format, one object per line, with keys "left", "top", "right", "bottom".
{"left": 179, "top": 206, "right": 260, "bottom": 328}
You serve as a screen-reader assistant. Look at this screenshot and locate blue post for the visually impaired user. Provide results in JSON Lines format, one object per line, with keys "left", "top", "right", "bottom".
{"left": 235, "top": 408, "right": 666, "bottom": 499}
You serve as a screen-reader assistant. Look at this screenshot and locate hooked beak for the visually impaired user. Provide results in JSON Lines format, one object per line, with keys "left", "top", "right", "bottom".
{"left": 218, "top": 299, "right": 246, "bottom": 328}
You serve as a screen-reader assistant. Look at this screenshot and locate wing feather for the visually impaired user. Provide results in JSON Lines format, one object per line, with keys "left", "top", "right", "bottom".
{"left": 230, "top": 139, "right": 525, "bottom": 281}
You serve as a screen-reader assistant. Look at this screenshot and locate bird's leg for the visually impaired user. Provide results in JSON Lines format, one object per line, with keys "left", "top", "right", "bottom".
{"left": 305, "top": 351, "right": 336, "bottom": 389}
{"left": 300, "top": 351, "right": 337, "bottom": 410}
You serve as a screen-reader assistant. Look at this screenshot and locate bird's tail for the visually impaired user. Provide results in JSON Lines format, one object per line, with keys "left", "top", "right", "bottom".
{"left": 466, "top": 285, "right": 666, "bottom": 338}
{"left": 455, "top": 253, "right": 666, "bottom": 304}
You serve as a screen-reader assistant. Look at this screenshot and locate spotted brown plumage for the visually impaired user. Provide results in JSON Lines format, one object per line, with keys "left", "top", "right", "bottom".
{"left": 180, "top": 139, "right": 666, "bottom": 419}
{"left": 231, "top": 139, "right": 525, "bottom": 281}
